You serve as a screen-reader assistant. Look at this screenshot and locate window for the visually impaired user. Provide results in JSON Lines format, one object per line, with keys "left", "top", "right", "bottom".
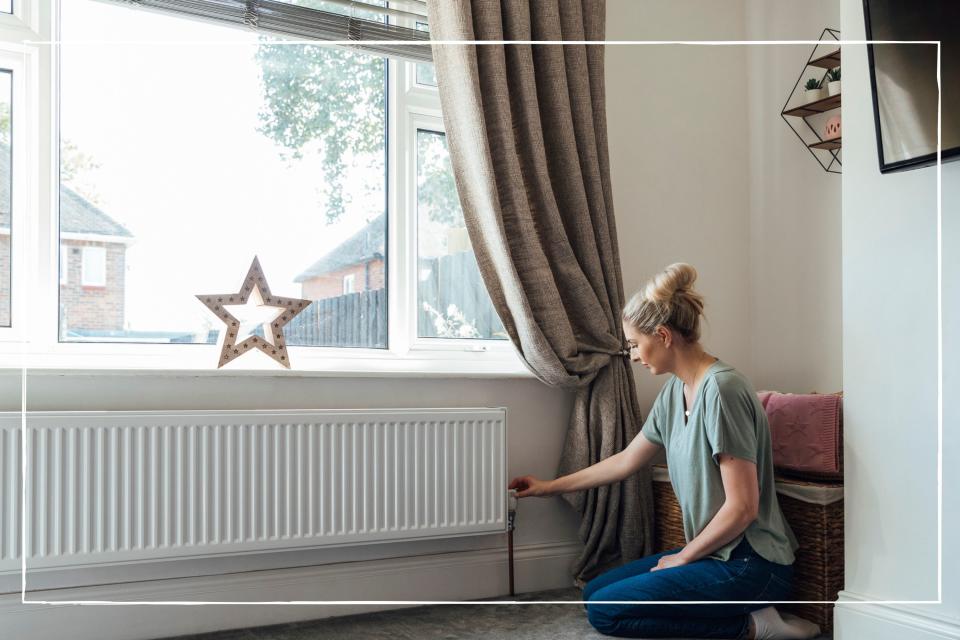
{"left": 0, "top": 0, "right": 526, "bottom": 374}
{"left": 59, "top": 0, "right": 388, "bottom": 347}
{"left": 416, "top": 130, "right": 506, "bottom": 341}
{"left": 81, "top": 246, "right": 106, "bottom": 287}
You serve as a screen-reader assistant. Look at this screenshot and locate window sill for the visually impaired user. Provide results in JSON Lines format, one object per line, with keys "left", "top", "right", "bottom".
{"left": 2, "top": 343, "right": 539, "bottom": 379}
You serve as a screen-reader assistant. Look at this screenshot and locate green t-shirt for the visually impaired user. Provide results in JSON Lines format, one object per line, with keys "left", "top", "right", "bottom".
{"left": 641, "top": 358, "right": 799, "bottom": 565}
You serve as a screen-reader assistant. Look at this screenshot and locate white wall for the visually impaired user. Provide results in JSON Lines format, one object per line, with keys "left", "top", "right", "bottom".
{"left": 745, "top": 0, "right": 843, "bottom": 394}
{"left": 606, "top": 0, "right": 753, "bottom": 420}
{"left": 608, "top": 0, "right": 843, "bottom": 403}
{"left": 836, "top": 0, "right": 959, "bottom": 637}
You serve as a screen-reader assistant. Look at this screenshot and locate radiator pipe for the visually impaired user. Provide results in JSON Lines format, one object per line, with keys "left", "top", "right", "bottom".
{"left": 507, "top": 489, "right": 518, "bottom": 596}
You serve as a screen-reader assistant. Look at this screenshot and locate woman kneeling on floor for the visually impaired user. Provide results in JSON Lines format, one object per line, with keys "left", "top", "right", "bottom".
{"left": 509, "top": 263, "right": 822, "bottom": 640}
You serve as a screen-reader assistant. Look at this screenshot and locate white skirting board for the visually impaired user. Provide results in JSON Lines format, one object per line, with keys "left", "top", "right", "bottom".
{"left": 833, "top": 590, "right": 960, "bottom": 640}
{"left": 0, "top": 540, "right": 584, "bottom": 640}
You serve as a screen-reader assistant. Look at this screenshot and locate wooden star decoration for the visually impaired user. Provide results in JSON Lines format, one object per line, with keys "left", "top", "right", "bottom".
{"left": 196, "top": 256, "right": 312, "bottom": 369}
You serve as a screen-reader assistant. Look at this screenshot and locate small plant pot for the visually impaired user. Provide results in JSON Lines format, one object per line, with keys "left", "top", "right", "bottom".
{"left": 827, "top": 80, "right": 841, "bottom": 96}
{"left": 804, "top": 88, "right": 825, "bottom": 103}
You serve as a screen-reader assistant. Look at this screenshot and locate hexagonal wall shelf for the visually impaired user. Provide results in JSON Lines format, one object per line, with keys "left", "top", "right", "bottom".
{"left": 781, "top": 28, "right": 842, "bottom": 174}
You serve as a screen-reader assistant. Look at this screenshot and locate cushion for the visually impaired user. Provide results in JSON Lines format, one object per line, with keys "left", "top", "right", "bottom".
{"left": 756, "top": 390, "right": 843, "bottom": 480}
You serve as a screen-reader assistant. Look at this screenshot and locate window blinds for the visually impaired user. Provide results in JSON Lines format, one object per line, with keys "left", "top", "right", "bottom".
{"left": 96, "top": 0, "right": 433, "bottom": 63}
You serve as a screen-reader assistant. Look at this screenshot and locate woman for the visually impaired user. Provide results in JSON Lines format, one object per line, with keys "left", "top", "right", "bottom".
{"left": 508, "top": 263, "right": 822, "bottom": 640}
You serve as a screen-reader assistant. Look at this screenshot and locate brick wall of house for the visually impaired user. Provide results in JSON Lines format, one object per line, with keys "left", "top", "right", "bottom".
{"left": 301, "top": 258, "right": 385, "bottom": 300}
{"left": 60, "top": 240, "right": 127, "bottom": 333}
{"left": 0, "top": 235, "right": 9, "bottom": 326}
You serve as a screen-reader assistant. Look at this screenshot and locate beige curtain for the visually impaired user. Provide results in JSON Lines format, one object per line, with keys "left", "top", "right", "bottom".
{"left": 424, "top": 0, "right": 655, "bottom": 586}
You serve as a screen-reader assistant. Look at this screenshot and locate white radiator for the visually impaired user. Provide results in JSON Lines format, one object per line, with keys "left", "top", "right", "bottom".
{"left": 0, "top": 409, "right": 507, "bottom": 573}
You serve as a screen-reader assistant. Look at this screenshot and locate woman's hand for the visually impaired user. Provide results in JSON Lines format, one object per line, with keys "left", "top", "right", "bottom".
{"left": 650, "top": 552, "right": 690, "bottom": 572}
{"left": 508, "top": 475, "right": 554, "bottom": 498}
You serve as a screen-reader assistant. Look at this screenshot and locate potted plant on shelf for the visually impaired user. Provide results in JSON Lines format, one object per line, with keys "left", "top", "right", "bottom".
{"left": 804, "top": 77, "right": 824, "bottom": 103}
{"left": 827, "top": 67, "right": 841, "bottom": 96}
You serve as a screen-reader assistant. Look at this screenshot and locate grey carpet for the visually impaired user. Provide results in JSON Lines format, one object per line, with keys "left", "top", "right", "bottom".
{"left": 159, "top": 587, "right": 833, "bottom": 640}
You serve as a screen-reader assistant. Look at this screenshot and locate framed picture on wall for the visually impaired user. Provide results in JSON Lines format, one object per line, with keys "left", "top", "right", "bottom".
{"left": 863, "top": 0, "right": 959, "bottom": 173}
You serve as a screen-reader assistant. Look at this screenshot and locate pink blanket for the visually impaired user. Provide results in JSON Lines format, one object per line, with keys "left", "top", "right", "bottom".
{"left": 756, "top": 390, "right": 843, "bottom": 480}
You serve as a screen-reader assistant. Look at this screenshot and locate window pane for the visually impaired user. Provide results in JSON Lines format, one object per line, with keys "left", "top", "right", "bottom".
{"left": 414, "top": 22, "right": 437, "bottom": 87}
{"left": 0, "top": 70, "right": 11, "bottom": 327}
{"left": 0, "top": 1, "right": 10, "bottom": 15}
{"left": 416, "top": 130, "right": 506, "bottom": 340}
{"left": 59, "top": 0, "right": 387, "bottom": 348}
{"left": 415, "top": 61, "right": 437, "bottom": 88}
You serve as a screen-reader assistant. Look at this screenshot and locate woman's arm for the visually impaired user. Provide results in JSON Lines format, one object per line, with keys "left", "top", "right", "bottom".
{"left": 671, "top": 453, "right": 760, "bottom": 564}
{"left": 550, "top": 431, "right": 663, "bottom": 494}
{"left": 510, "top": 431, "right": 663, "bottom": 498}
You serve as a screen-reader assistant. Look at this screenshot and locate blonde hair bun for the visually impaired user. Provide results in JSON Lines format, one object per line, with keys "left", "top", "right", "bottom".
{"left": 643, "top": 262, "right": 699, "bottom": 305}
{"left": 623, "top": 262, "right": 706, "bottom": 342}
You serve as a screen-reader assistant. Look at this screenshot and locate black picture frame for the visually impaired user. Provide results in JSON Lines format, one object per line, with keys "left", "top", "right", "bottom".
{"left": 863, "top": 0, "right": 959, "bottom": 174}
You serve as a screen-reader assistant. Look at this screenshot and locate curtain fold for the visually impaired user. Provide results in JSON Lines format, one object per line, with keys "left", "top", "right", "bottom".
{"left": 425, "top": 0, "right": 655, "bottom": 586}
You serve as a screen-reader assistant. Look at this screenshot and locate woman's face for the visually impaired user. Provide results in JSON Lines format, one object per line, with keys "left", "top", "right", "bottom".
{"left": 623, "top": 321, "right": 669, "bottom": 375}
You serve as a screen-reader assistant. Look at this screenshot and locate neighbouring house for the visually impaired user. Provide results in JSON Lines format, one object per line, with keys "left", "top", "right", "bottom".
{"left": 0, "top": 142, "right": 134, "bottom": 330}
{"left": 294, "top": 214, "right": 385, "bottom": 300}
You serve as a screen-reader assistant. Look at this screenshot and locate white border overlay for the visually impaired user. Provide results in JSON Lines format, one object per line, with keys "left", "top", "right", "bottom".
{"left": 17, "top": 38, "right": 941, "bottom": 609}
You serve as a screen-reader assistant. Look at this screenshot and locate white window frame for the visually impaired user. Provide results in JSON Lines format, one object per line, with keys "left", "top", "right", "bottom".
{"left": 0, "top": 2, "right": 38, "bottom": 344}
{"left": 0, "top": 0, "right": 40, "bottom": 37}
{"left": 394, "top": 61, "right": 517, "bottom": 357}
{"left": 0, "top": 0, "right": 531, "bottom": 377}
{"left": 342, "top": 273, "right": 355, "bottom": 295}
{"left": 80, "top": 245, "right": 105, "bottom": 287}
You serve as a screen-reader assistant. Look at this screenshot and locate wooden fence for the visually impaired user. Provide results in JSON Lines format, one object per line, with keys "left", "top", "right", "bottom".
{"left": 417, "top": 251, "right": 506, "bottom": 340}
{"left": 285, "top": 287, "right": 386, "bottom": 348}
{"left": 202, "top": 252, "right": 506, "bottom": 348}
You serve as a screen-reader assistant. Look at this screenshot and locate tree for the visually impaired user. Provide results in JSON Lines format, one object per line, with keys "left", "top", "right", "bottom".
{"left": 255, "top": 39, "right": 386, "bottom": 224}
{"left": 417, "top": 131, "right": 462, "bottom": 227}
{"left": 60, "top": 138, "right": 103, "bottom": 205}
{"left": 61, "top": 139, "right": 100, "bottom": 183}
{"left": 254, "top": 1, "right": 461, "bottom": 228}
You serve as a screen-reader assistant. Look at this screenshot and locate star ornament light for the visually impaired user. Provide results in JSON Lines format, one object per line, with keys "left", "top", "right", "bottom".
{"left": 196, "top": 256, "right": 312, "bottom": 369}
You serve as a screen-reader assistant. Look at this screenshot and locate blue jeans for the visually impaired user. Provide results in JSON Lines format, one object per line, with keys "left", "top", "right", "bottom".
{"left": 582, "top": 536, "right": 794, "bottom": 638}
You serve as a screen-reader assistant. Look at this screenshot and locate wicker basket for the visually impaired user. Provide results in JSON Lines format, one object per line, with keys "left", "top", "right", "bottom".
{"left": 651, "top": 464, "right": 844, "bottom": 631}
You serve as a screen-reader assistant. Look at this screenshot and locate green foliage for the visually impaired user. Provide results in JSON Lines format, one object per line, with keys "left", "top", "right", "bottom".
{"left": 255, "top": 40, "right": 386, "bottom": 224}
{"left": 804, "top": 77, "right": 822, "bottom": 90}
{"left": 417, "top": 132, "right": 461, "bottom": 227}
{"left": 827, "top": 67, "right": 841, "bottom": 82}
{"left": 255, "top": 40, "right": 462, "bottom": 229}
{"left": 253, "top": 1, "right": 461, "bottom": 227}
